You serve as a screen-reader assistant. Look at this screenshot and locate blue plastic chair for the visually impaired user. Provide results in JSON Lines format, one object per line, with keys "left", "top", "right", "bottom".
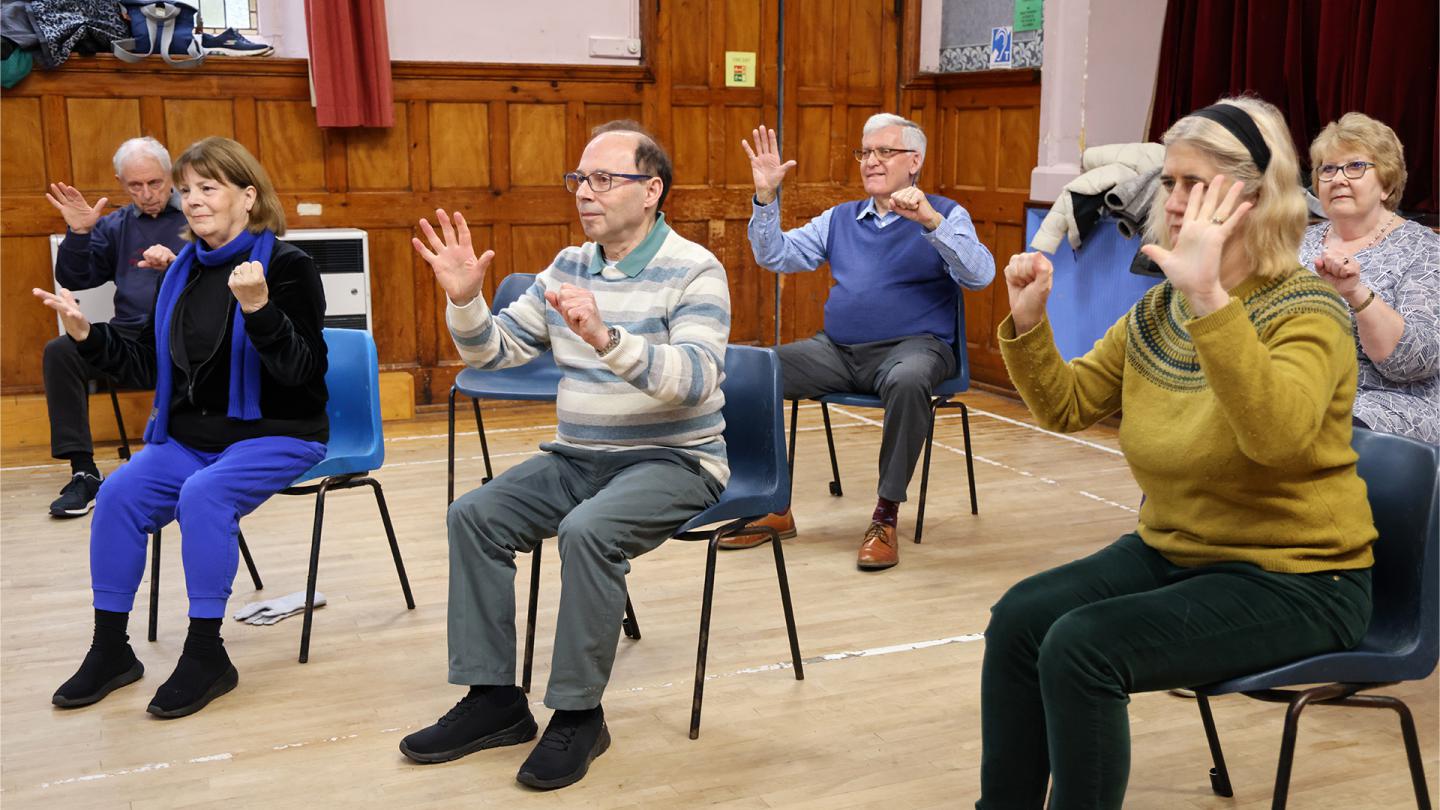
{"left": 1191, "top": 428, "right": 1439, "bottom": 809}
{"left": 148, "top": 330, "right": 415, "bottom": 663}
{"left": 789, "top": 293, "right": 978, "bottom": 543}
{"left": 447, "top": 272, "right": 563, "bottom": 503}
{"left": 521, "top": 345, "right": 804, "bottom": 739}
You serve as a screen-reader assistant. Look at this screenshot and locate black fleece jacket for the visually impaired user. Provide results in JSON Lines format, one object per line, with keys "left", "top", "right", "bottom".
{"left": 77, "top": 240, "right": 329, "bottom": 451}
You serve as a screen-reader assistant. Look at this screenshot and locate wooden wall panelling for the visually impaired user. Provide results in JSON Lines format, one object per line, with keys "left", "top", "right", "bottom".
{"left": 2, "top": 98, "right": 46, "bottom": 195}
{"left": 508, "top": 104, "right": 567, "bottom": 188}
{"left": 346, "top": 104, "right": 410, "bottom": 190}
{"left": 0, "top": 237, "right": 55, "bottom": 389}
{"left": 164, "top": 99, "right": 237, "bottom": 155}
{"left": 65, "top": 98, "right": 142, "bottom": 191}
{"left": 256, "top": 99, "right": 326, "bottom": 192}
{"left": 428, "top": 102, "right": 491, "bottom": 189}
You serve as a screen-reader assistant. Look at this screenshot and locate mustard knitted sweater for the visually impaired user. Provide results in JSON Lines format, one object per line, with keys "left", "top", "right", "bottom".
{"left": 999, "top": 268, "right": 1375, "bottom": 573}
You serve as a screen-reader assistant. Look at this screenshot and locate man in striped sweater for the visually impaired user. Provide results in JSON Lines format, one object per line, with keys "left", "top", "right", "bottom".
{"left": 400, "top": 122, "right": 731, "bottom": 790}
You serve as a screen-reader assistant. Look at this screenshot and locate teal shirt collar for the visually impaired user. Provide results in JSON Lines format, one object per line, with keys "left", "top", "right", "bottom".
{"left": 587, "top": 213, "right": 671, "bottom": 278}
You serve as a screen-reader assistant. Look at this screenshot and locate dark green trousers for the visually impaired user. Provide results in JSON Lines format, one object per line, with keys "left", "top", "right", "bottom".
{"left": 976, "top": 533, "right": 1372, "bottom": 810}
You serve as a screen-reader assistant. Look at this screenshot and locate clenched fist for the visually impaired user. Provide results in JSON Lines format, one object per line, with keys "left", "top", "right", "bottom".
{"left": 1004, "top": 252, "right": 1054, "bottom": 335}
{"left": 889, "top": 186, "right": 942, "bottom": 230}
{"left": 228, "top": 260, "right": 269, "bottom": 314}
{"left": 138, "top": 243, "right": 176, "bottom": 270}
{"left": 544, "top": 283, "right": 610, "bottom": 351}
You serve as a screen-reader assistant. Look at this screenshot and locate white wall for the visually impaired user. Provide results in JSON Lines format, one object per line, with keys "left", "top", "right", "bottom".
{"left": 257, "top": 0, "right": 640, "bottom": 64}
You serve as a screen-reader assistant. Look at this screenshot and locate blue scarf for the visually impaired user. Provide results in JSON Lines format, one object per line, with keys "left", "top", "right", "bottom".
{"left": 144, "top": 229, "right": 276, "bottom": 444}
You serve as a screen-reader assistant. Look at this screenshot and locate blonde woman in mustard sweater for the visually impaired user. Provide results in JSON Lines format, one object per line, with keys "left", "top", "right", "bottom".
{"left": 975, "top": 97, "right": 1376, "bottom": 810}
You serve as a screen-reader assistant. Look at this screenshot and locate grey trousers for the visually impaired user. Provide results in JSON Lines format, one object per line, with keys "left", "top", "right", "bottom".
{"left": 777, "top": 332, "right": 955, "bottom": 503}
{"left": 446, "top": 443, "right": 723, "bottom": 710}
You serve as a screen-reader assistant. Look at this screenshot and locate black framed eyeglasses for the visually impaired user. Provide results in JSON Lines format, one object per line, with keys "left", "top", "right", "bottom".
{"left": 853, "top": 147, "right": 918, "bottom": 163}
{"left": 1317, "top": 161, "right": 1376, "bottom": 181}
{"left": 563, "top": 170, "right": 653, "bottom": 193}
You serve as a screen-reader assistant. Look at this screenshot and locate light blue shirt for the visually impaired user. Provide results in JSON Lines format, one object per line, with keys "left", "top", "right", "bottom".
{"left": 747, "top": 196, "right": 995, "bottom": 290}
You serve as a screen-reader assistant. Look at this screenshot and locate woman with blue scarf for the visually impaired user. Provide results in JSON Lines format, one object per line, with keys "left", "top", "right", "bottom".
{"left": 34, "top": 137, "right": 329, "bottom": 719}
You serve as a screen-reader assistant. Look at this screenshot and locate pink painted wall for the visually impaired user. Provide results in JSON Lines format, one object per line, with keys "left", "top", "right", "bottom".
{"left": 256, "top": 0, "right": 640, "bottom": 64}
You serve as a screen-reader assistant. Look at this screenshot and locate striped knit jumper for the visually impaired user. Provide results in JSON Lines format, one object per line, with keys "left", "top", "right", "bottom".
{"left": 447, "top": 215, "right": 732, "bottom": 484}
{"left": 999, "top": 267, "right": 1376, "bottom": 574}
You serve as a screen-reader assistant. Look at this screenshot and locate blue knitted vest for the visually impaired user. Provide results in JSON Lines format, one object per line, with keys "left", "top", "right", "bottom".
{"left": 822, "top": 195, "right": 959, "bottom": 345}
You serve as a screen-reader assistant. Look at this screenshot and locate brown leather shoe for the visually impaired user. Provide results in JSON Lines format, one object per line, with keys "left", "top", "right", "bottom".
{"left": 856, "top": 521, "right": 898, "bottom": 570}
{"left": 717, "top": 508, "right": 797, "bottom": 550}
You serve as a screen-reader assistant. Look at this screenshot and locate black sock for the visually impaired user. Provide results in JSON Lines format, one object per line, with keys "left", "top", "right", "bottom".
{"left": 871, "top": 497, "right": 899, "bottom": 527}
{"left": 67, "top": 453, "right": 99, "bottom": 478}
{"left": 93, "top": 608, "right": 130, "bottom": 650}
{"left": 468, "top": 683, "right": 524, "bottom": 708}
{"left": 148, "top": 618, "right": 233, "bottom": 713}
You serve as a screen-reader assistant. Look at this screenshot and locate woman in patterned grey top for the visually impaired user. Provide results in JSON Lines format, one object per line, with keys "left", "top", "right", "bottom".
{"left": 1300, "top": 112, "right": 1438, "bottom": 445}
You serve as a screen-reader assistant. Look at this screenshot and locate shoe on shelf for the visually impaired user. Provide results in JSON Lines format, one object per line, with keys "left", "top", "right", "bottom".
{"left": 717, "top": 508, "right": 798, "bottom": 550}
{"left": 516, "top": 706, "right": 611, "bottom": 790}
{"left": 201, "top": 28, "right": 273, "bottom": 57}
{"left": 400, "top": 687, "right": 537, "bottom": 764}
{"left": 50, "top": 472, "right": 102, "bottom": 518}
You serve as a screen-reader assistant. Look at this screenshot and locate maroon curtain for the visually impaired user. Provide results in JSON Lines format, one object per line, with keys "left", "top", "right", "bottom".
{"left": 1149, "top": 0, "right": 1437, "bottom": 216}
{"left": 304, "top": 0, "right": 394, "bottom": 128}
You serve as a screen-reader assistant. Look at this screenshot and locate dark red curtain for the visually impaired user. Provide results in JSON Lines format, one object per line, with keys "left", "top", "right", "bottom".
{"left": 304, "top": 0, "right": 394, "bottom": 128}
{"left": 1149, "top": 0, "right": 1437, "bottom": 217}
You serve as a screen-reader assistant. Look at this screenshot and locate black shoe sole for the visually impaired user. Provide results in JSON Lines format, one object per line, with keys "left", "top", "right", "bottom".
{"left": 516, "top": 723, "right": 611, "bottom": 790}
{"left": 52, "top": 660, "right": 144, "bottom": 708}
{"left": 399, "top": 715, "right": 539, "bottom": 764}
{"left": 146, "top": 665, "right": 239, "bottom": 719}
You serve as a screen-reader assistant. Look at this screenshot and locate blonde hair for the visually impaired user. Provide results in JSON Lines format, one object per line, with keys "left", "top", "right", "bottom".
{"left": 1146, "top": 96, "right": 1306, "bottom": 279}
{"left": 172, "top": 137, "right": 286, "bottom": 237}
{"left": 1310, "top": 112, "right": 1407, "bottom": 212}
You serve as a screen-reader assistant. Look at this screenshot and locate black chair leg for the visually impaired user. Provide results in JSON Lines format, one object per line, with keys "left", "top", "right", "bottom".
{"left": 1353, "top": 694, "right": 1433, "bottom": 810}
{"left": 1269, "top": 684, "right": 1350, "bottom": 810}
{"left": 148, "top": 529, "right": 162, "bottom": 642}
{"left": 958, "top": 401, "right": 978, "bottom": 514}
{"left": 913, "top": 398, "right": 941, "bottom": 544}
{"left": 522, "top": 540, "right": 542, "bottom": 694}
{"left": 447, "top": 386, "right": 459, "bottom": 505}
{"left": 472, "top": 398, "right": 493, "bottom": 484}
{"left": 106, "top": 379, "right": 131, "bottom": 461}
{"left": 770, "top": 529, "right": 803, "bottom": 681}
{"left": 1196, "top": 694, "right": 1234, "bottom": 797}
{"left": 690, "top": 535, "right": 722, "bottom": 739}
{"left": 820, "top": 402, "right": 843, "bottom": 497}
{"left": 237, "top": 529, "right": 263, "bottom": 591}
{"left": 298, "top": 481, "right": 332, "bottom": 664}
{"left": 622, "top": 596, "right": 641, "bottom": 640}
{"left": 364, "top": 478, "right": 415, "bottom": 609}
{"left": 787, "top": 399, "right": 799, "bottom": 484}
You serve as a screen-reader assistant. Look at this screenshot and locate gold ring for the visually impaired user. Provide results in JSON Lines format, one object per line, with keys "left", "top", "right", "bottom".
{"left": 1210, "top": 216, "right": 1225, "bottom": 224}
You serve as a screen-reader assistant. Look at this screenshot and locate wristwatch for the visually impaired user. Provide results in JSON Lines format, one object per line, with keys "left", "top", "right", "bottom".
{"left": 596, "top": 326, "right": 622, "bottom": 357}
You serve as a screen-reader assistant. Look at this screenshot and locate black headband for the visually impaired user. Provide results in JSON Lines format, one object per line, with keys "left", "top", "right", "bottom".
{"left": 1190, "top": 103, "right": 1271, "bottom": 174}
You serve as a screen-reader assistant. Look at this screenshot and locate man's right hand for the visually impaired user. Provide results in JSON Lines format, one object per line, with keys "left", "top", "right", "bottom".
{"left": 46, "top": 182, "right": 108, "bottom": 235}
{"left": 1004, "top": 252, "right": 1054, "bottom": 335}
{"left": 138, "top": 244, "right": 177, "bottom": 270}
{"left": 412, "top": 208, "right": 494, "bottom": 307}
{"left": 741, "top": 125, "right": 797, "bottom": 205}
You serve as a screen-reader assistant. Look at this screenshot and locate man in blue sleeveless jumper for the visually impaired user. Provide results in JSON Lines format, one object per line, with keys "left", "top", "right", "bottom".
{"left": 45, "top": 136, "right": 187, "bottom": 518}
{"left": 731, "top": 114, "right": 995, "bottom": 570}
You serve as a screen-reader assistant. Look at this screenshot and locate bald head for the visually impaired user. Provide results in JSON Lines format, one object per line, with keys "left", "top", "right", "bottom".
{"left": 588, "top": 120, "right": 673, "bottom": 215}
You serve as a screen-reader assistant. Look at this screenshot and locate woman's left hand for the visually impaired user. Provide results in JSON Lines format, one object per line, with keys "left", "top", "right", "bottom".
{"left": 229, "top": 260, "right": 269, "bottom": 314}
{"left": 1313, "top": 246, "right": 1366, "bottom": 302}
{"left": 1140, "top": 173, "right": 1252, "bottom": 316}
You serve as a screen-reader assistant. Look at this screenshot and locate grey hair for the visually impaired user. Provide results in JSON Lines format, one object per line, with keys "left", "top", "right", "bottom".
{"left": 862, "top": 113, "right": 927, "bottom": 159}
{"left": 112, "top": 136, "right": 172, "bottom": 177}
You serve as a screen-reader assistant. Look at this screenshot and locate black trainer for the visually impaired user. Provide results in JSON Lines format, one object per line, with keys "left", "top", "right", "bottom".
{"left": 516, "top": 706, "right": 611, "bottom": 790}
{"left": 50, "top": 472, "right": 102, "bottom": 518}
{"left": 52, "top": 644, "right": 144, "bottom": 708}
{"left": 400, "top": 686, "right": 537, "bottom": 764}
{"left": 146, "top": 652, "right": 239, "bottom": 719}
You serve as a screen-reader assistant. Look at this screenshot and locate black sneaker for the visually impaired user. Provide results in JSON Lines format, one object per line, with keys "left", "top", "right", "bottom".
{"left": 516, "top": 706, "right": 611, "bottom": 790}
{"left": 400, "top": 687, "right": 537, "bottom": 764}
{"left": 50, "top": 472, "right": 102, "bottom": 518}
{"left": 200, "top": 28, "right": 274, "bottom": 56}
{"left": 52, "top": 644, "right": 144, "bottom": 708}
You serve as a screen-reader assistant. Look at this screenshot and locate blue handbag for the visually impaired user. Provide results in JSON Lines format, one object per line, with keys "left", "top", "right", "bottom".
{"left": 112, "top": 1, "right": 204, "bottom": 68}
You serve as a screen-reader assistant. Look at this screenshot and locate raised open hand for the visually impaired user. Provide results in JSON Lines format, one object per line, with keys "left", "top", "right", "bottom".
{"left": 1140, "top": 174, "right": 1252, "bottom": 315}
{"left": 1003, "top": 251, "right": 1054, "bottom": 335}
{"left": 740, "top": 125, "right": 797, "bottom": 205}
{"left": 413, "top": 208, "right": 494, "bottom": 307}
{"left": 33, "top": 286, "right": 91, "bottom": 342}
{"left": 45, "top": 182, "right": 108, "bottom": 234}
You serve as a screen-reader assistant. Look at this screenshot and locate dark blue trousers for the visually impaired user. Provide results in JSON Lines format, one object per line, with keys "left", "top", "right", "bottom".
{"left": 91, "top": 436, "right": 326, "bottom": 618}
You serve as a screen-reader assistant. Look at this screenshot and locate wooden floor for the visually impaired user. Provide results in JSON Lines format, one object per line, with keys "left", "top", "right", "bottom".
{"left": 1, "top": 391, "right": 1434, "bottom": 809}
